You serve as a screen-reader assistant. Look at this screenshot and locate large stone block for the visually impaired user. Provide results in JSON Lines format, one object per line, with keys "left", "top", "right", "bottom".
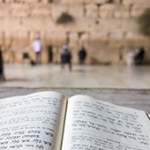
{"left": 5, "top": 0, "right": 14, "bottom": 3}
{"left": 125, "top": 31, "right": 147, "bottom": 40}
{"left": 96, "top": 18, "right": 138, "bottom": 33}
{"left": 45, "top": 31, "right": 55, "bottom": 44}
{"left": 99, "top": 4, "right": 117, "bottom": 18}
{"left": 50, "top": 31, "right": 67, "bottom": 45}
{"left": 122, "top": 0, "right": 150, "bottom": 5}
{"left": 0, "top": 18, "right": 21, "bottom": 31}
{"left": 0, "top": 32, "right": 5, "bottom": 45}
{"left": 9, "top": 31, "right": 20, "bottom": 47}
{"left": 30, "top": 4, "right": 51, "bottom": 17}
{"left": 4, "top": 32, "right": 12, "bottom": 46}
{"left": 24, "top": 0, "right": 39, "bottom": 3}
{"left": 119, "top": 19, "right": 138, "bottom": 32}
{"left": 114, "top": 5, "right": 130, "bottom": 19}
{"left": 131, "top": 5, "right": 150, "bottom": 18}
{"left": 10, "top": 4, "right": 30, "bottom": 17}
{"left": 21, "top": 18, "right": 54, "bottom": 31}
{"left": 80, "top": 32, "right": 90, "bottom": 44}
{"left": 61, "top": 0, "right": 107, "bottom": 4}
{"left": 61, "top": 0, "right": 91, "bottom": 4}
{"left": 68, "top": 4, "right": 84, "bottom": 18}
{"left": 69, "top": 32, "right": 79, "bottom": 44}
{"left": 54, "top": 17, "right": 96, "bottom": 32}
{"left": 29, "top": 31, "right": 40, "bottom": 42}
{"left": 14, "top": 0, "right": 25, "bottom": 3}
{"left": 17, "top": 31, "right": 30, "bottom": 45}
{"left": 86, "top": 4, "right": 98, "bottom": 18}
{"left": 0, "top": 4, "right": 10, "bottom": 17}
{"left": 114, "top": 0, "right": 122, "bottom": 4}
{"left": 91, "top": 31, "right": 109, "bottom": 42}
{"left": 51, "top": 4, "right": 68, "bottom": 21}
{"left": 109, "top": 30, "right": 124, "bottom": 39}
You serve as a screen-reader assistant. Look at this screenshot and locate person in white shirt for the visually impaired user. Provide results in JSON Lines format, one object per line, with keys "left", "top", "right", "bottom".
{"left": 32, "top": 37, "right": 42, "bottom": 64}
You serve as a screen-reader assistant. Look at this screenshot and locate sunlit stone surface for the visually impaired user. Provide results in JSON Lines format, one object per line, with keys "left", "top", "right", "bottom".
{"left": 1, "top": 64, "right": 150, "bottom": 89}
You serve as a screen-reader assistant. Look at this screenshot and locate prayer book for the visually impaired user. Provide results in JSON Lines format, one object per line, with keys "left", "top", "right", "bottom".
{"left": 0, "top": 91, "right": 150, "bottom": 150}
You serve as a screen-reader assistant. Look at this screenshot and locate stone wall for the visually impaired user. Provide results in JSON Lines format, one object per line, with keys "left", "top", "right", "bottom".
{"left": 0, "top": 0, "right": 150, "bottom": 64}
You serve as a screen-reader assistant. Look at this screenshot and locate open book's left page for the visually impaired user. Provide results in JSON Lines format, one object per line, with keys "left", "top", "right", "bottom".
{"left": 0, "top": 91, "right": 65, "bottom": 150}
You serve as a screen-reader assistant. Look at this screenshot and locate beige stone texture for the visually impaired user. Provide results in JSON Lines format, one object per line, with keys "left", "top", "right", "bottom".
{"left": 21, "top": 17, "right": 54, "bottom": 31}
{"left": 109, "top": 30, "right": 124, "bottom": 39}
{"left": 5, "top": 0, "right": 14, "bottom": 3}
{"left": 14, "top": 0, "right": 25, "bottom": 3}
{"left": 122, "top": 0, "right": 150, "bottom": 5}
{"left": 96, "top": 19, "right": 121, "bottom": 32}
{"left": 68, "top": 4, "right": 84, "bottom": 18}
{"left": 114, "top": 0, "right": 122, "bottom": 4}
{"left": 95, "top": 18, "right": 138, "bottom": 33}
{"left": 80, "top": 33, "right": 90, "bottom": 45}
{"left": 86, "top": 4, "right": 98, "bottom": 18}
{"left": 24, "top": 0, "right": 39, "bottom": 3}
{"left": 93, "top": 0, "right": 107, "bottom": 4}
{"left": 91, "top": 31, "right": 109, "bottom": 42}
{"left": 99, "top": 4, "right": 117, "bottom": 18}
{"left": 30, "top": 4, "right": 51, "bottom": 17}
{"left": 54, "top": 17, "right": 96, "bottom": 32}
{"left": 11, "top": 31, "right": 19, "bottom": 45}
{"left": 125, "top": 31, "right": 148, "bottom": 40}
{"left": 10, "top": 3, "right": 30, "bottom": 17}
{"left": 0, "top": 4, "right": 10, "bottom": 17}
{"left": 40, "top": 31, "right": 47, "bottom": 45}
{"left": 61, "top": 0, "right": 107, "bottom": 4}
{"left": 17, "top": 31, "right": 29, "bottom": 46}
{"left": 131, "top": 5, "right": 150, "bottom": 18}
{"left": 120, "top": 19, "right": 138, "bottom": 32}
{"left": 61, "top": 0, "right": 91, "bottom": 4}
{"left": 114, "top": 5, "right": 130, "bottom": 19}
{"left": 0, "top": 32, "right": 5, "bottom": 46}
{"left": 0, "top": 18, "right": 21, "bottom": 31}
{"left": 50, "top": 32, "right": 67, "bottom": 45}
{"left": 45, "top": 31, "right": 55, "bottom": 45}
{"left": 51, "top": 4, "right": 68, "bottom": 21}
{"left": 4, "top": 32, "right": 12, "bottom": 46}
{"left": 69, "top": 32, "right": 79, "bottom": 44}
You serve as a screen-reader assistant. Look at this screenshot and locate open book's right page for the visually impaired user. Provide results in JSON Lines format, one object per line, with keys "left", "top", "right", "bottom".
{"left": 62, "top": 95, "right": 150, "bottom": 150}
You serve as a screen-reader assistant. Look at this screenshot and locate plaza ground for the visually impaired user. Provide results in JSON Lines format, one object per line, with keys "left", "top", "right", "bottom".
{"left": 0, "top": 63, "right": 150, "bottom": 89}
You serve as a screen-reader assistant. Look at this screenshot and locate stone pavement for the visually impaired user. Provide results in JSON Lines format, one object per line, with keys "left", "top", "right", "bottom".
{"left": 0, "top": 63, "right": 150, "bottom": 89}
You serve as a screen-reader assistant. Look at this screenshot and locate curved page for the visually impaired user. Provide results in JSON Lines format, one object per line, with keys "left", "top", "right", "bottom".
{"left": 0, "top": 91, "right": 63, "bottom": 150}
{"left": 62, "top": 95, "right": 150, "bottom": 150}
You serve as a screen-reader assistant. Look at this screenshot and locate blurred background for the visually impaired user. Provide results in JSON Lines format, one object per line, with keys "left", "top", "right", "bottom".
{"left": 0, "top": 0, "right": 150, "bottom": 89}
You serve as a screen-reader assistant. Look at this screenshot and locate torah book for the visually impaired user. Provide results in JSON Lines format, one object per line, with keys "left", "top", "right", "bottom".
{"left": 0, "top": 91, "right": 150, "bottom": 150}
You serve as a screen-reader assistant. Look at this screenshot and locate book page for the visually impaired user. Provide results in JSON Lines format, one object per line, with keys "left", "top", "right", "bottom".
{"left": 0, "top": 91, "right": 64, "bottom": 150}
{"left": 62, "top": 95, "right": 150, "bottom": 150}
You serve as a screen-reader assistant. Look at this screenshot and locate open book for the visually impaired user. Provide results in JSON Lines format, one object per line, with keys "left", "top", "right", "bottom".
{"left": 0, "top": 91, "right": 150, "bottom": 150}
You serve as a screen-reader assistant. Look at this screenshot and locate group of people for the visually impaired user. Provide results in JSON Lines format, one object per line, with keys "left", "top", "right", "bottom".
{"left": 60, "top": 44, "right": 87, "bottom": 71}
{"left": 0, "top": 36, "right": 147, "bottom": 82}
{"left": 32, "top": 38, "right": 88, "bottom": 71}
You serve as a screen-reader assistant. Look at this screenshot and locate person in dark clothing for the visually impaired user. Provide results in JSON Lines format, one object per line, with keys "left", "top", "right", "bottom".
{"left": 61, "top": 45, "right": 72, "bottom": 71}
{"left": 0, "top": 47, "right": 5, "bottom": 81}
{"left": 78, "top": 46, "right": 87, "bottom": 64}
{"left": 134, "top": 46, "right": 145, "bottom": 65}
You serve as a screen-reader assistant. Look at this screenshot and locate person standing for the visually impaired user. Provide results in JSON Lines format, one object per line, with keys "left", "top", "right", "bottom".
{"left": 134, "top": 46, "right": 145, "bottom": 65}
{"left": 60, "top": 44, "right": 72, "bottom": 71}
{"left": 78, "top": 46, "right": 87, "bottom": 64}
{"left": 0, "top": 47, "right": 5, "bottom": 81}
{"left": 32, "top": 37, "right": 42, "bottom": 64}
